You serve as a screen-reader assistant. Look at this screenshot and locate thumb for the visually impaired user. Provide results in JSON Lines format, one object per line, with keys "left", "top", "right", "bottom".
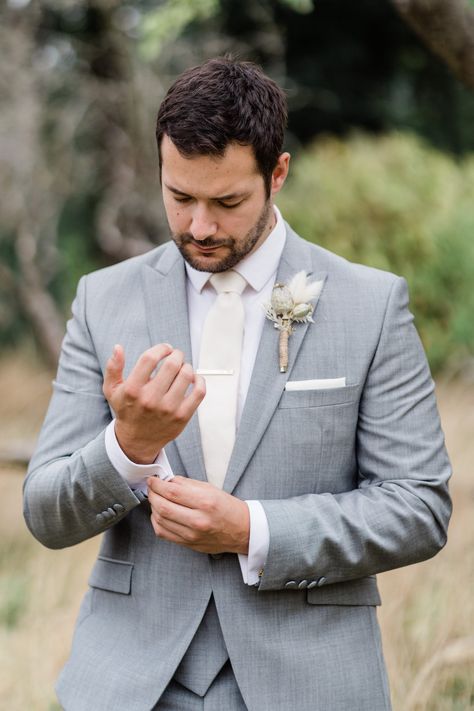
{"left": 103, "top": 344, "right": 125, "bottom": 396}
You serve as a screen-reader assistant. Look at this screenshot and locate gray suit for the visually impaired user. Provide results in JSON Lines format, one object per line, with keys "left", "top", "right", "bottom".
{"left": 24, "top": 225, "right": 451, "bottom": 711}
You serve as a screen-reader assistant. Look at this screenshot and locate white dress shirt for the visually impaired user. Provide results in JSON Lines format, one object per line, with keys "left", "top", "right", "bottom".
{"left": 105, "top": 206, "right": 286, "bottom": 585}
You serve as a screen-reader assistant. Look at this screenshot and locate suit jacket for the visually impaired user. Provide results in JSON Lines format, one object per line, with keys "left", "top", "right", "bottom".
{"left": 24, "top": 225, "right": 452, "bottom": 711}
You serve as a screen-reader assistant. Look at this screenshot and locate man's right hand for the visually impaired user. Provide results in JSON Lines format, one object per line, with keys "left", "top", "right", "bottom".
{"left": 103, "top": 343, "right": 206, "bottom": 464}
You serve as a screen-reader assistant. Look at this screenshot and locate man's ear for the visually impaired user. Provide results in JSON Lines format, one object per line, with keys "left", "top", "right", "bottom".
{"left": 270, "top": 152, "right": 291, "bottom": 196}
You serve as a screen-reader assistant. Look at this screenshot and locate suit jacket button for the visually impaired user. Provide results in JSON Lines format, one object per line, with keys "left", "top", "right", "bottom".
{"left": 284, "top": 581, "right": 298, "bottom": 589}
{"left": 113, "top": 504, "right": 125, "bottom": 513}
{"left": 298, "top": 580, "right": 308, "bottom": 589}
{"left": 96, "top": 513, "right": 104, "bottom": 524}
{"left": 317, "top": 576, "right": 327, "bottom": 587}
{"left": 307, "top": 581, "right": 317, "bottom": 589}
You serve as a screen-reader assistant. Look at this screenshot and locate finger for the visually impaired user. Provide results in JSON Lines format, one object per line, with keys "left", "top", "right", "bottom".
{"left": 148, "top": 478, "right": 201, "bottom": 517}
{"left": 151, "top": 510, "right": 201, "bottom": 542}
{"left": 127, "top": 343, "right": 174, "bottom": 388}
{"left": 103, "top": 344, "right": 125, "bottom": 397}
{"left": 147, "top": 367, "right": 205, "bottom": 422}
{"left": 178, "top": 374, "right": 206, "bottom": 420}
{"left": 150, "top": 514, "right": 194, "bottom": 546}
{"left": 147, "top": 475, "right": 170, "bottom": 497}
{"left": 149, "top": 475, "right": 214, "bottom": 512}
{"left": 147, "top": 483, "right": 194, "bottom": 520}
{"left": 148, "top": 491, "right": 206, "bottom": 539}
{"left": 159, "top": 362, "right": 195, "bottom": 409}
{"left": 145, "top": 349, "right": 185, "bottom": 400}
{"left": 148, "top": 475, "right": 190, "bottom": 499}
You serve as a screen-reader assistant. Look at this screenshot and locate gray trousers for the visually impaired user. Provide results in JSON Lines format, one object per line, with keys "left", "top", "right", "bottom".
{"left": 155, "top": 662, "right": 247, "bottom": 710}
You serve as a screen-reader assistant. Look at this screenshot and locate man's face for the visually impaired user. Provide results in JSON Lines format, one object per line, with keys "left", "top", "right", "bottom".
{"left": 161, "top": 135, "right": 279, "bottom": 272}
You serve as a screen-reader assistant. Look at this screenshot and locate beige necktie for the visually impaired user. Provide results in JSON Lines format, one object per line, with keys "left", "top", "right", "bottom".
{"left": 198, "top": 270, "right": 246, "bottom": 489}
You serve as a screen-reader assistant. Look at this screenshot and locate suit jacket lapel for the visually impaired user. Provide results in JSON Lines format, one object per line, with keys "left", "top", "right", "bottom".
{"left": 223, "top": 227, "right": 327, "bottom": 494}
{"left": 141, "top": 243, "right": 208, "bottom": 483}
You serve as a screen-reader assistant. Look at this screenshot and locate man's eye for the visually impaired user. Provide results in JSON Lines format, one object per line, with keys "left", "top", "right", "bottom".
{"left": 174, "top": 197, "right": 191, "bottom": 203}
{"left": 218, "top": 201, "right": 242, "bottom": 209}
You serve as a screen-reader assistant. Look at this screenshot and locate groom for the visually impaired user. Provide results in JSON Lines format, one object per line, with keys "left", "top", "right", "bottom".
{"left": 24, "top": 57, "right": 451, "bottom": 711}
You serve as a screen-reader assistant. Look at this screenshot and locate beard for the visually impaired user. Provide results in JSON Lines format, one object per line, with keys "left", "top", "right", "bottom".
{"left": 171, "top": 200, "right": 273, "bottom": 273}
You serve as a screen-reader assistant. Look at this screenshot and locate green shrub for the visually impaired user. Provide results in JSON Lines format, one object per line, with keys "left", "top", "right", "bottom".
{"left": 277, "top": 132, "right": 474, "bottom": 372}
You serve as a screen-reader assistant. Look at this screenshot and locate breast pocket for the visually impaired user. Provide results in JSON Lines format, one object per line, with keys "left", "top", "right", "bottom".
{"left": 273, "top": 383, "right": 360, "bottom": 495}
{"left": 278, "top": 383, "right": 360, "bottom": 409}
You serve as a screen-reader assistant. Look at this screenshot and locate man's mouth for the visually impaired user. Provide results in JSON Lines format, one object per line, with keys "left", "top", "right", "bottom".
{"left": 191, "top": 241, "right": 227, "bottom": 253}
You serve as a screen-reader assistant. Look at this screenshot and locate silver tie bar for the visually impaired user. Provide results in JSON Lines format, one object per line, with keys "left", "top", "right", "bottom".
{"left": 196, "top": 369, "right": 234, "bottom": 376}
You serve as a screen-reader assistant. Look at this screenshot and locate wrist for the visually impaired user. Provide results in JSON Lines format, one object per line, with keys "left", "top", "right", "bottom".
{"left": 236, "top": 499, "right": 250, "bottom": 555}
{"left": 114, "top": 422, "right": 162, "bottom": 464}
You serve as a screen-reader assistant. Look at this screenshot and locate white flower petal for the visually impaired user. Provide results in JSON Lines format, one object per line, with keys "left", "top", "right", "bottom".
{"left": 287, "top": 271, "right": 308, "bottom": 303}
{"left": 304, "top": 279, "right": 324, "bottom": 302}
{"left": 288, "top": 271, "right": 324, "bottom": 304}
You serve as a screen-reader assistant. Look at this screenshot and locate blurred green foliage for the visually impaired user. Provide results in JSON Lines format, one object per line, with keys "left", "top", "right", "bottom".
{"left": 0, "top": 538, "right": 30, "bottom": 629}
{"left": 279, "top": 0, "right": 314, "bottom": 12}
{"left": 55, "top": 195, "right": 103, "bottom": 307}
{"left": 277, "top": 132, "right": 474, "bottom": 372}
{"left": 266, "top": 0, "right": 474, "bottom": 155}
{"left": 140, "top": 0, "right": 219, "bottom": 60}
{"left": 429, "top": 675, "right": 474, "bottom": 710}
{"left": 0, "top": 574, "right": 29, "bottom": 629}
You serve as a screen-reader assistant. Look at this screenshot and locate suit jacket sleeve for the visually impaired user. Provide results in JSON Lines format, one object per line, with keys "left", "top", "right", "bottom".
{"left": 23, "top": 275, "right": 143, "bottom": 549}
{"left": 258, "top": 276, "right": 452, "bottom": 591}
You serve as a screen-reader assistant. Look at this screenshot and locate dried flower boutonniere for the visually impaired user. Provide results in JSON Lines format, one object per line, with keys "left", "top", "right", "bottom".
{"left": 263, "top": 271, "right": 324, "bottom": 372}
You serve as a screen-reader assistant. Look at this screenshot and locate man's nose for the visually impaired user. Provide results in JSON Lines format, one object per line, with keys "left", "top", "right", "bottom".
{"left": 190, "top": 205, "right": 218, "bottom": 241}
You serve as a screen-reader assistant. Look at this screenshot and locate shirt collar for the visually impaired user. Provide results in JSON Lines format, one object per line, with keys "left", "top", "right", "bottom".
{"left": 185, "top": 205, "right": 286, "bottom": 295}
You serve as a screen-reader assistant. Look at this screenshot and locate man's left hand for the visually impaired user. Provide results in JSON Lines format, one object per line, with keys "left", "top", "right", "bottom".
{"left": 147, "top": 476, "right": 250, "bottom": 555}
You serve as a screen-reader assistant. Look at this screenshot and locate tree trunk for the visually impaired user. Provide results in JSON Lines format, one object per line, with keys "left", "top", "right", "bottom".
{"left": 391, "top": 0, "right": 474, "bottom": 91}
{"left": 15, "top": 228, "right": 65, "bottom": 369}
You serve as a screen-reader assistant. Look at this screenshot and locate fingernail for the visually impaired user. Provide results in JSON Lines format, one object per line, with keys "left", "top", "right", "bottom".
{"left": 113, "top": 344, "right": 120, "bottom": 360}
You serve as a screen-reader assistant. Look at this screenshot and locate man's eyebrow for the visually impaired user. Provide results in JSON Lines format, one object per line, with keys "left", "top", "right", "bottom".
{"left": 165, "top": 184, "right": 191, "bottom": 197}
{"left": 165, "top": 184, "right": 249, "bottom": 201}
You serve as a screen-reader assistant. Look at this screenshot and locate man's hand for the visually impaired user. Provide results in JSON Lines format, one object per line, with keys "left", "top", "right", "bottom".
{"left": 103, "top": 344, "right": 206, "bottom": 464}
{"left": 147, "top": 476, "right": 250, "bottom": 555}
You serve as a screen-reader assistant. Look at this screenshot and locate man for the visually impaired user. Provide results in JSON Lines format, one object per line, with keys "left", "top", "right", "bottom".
{"left": 24, "top": 58, "right": 451, "bottom": 711}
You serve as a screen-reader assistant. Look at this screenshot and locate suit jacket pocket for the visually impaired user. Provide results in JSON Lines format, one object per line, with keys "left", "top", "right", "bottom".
{"left": 306, "top": 576, "right": 381, "bottom": 606}
{"left": 88, "top": 556, "right": 133, "bottom": 595}
{"left": 278, "top": 383, "right": 360, "bottom": 409}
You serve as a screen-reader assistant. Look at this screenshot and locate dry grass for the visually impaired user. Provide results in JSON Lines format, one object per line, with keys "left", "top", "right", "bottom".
{"left": 0, "top": 351, "right": 100, "bottom": 710}
{"left": 0, "top": 350, "right": 473, "bottom": 710}
{"left": 378, "top": 377, "right": 474, "bottom": 710}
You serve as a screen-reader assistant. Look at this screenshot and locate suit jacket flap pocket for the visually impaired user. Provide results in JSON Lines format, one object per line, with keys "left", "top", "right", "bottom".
{"left": 306, "top": 576, "right": 381, "bottom": 606}
{"left": 88, "top": 556, "right": 133, "bottom": 595}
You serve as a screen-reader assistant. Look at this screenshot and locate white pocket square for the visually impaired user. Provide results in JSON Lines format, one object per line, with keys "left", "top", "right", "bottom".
{"left": 285, "top": 377, "right": 346, "bottom": 391}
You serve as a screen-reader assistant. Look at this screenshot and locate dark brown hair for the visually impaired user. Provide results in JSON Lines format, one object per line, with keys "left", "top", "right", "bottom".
{"left": 156, "top": 57, "right": 287, "bottom": 195}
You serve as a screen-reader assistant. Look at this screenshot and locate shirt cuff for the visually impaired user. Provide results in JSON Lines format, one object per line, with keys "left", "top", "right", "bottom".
{"left": 104, "top": 419, "right": 174, "bottom": 494}
{"left": 238, "top": 500, "right": 270, "bottom": 586}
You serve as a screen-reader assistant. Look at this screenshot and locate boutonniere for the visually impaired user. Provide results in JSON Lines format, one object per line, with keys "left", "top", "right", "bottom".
{"left": 263, "top": 271, "right": 324, "bottom": 372}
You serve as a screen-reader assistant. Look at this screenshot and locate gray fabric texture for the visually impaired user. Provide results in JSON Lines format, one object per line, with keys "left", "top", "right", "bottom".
{"left": 24, "top": 225, "right": 451, "bottom": 711}
{"left": 173, "top": 598, "right": 229, "bottom": 695}
{"left": 155, "top": 661, "right": 247, "bottom": 710}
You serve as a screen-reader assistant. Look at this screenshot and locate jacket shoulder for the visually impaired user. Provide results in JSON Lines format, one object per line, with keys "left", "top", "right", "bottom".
{"left": 306, "top": 240, "right": 401, "bottom": 291}
{"left": 87, "top": 242, "right": 171, "bottom": 281}
{"left": 75, "top": 242, "right": 177, "bottom": 302}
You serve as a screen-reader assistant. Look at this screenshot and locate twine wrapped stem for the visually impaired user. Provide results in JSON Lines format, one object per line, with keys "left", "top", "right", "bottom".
{"left": 279, "top": 322, "right": 290, "bottom": 372}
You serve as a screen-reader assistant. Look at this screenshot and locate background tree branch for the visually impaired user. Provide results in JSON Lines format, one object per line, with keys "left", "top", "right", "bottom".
{"left": 391, "top": 0, "right": 474, "bottom": 91}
